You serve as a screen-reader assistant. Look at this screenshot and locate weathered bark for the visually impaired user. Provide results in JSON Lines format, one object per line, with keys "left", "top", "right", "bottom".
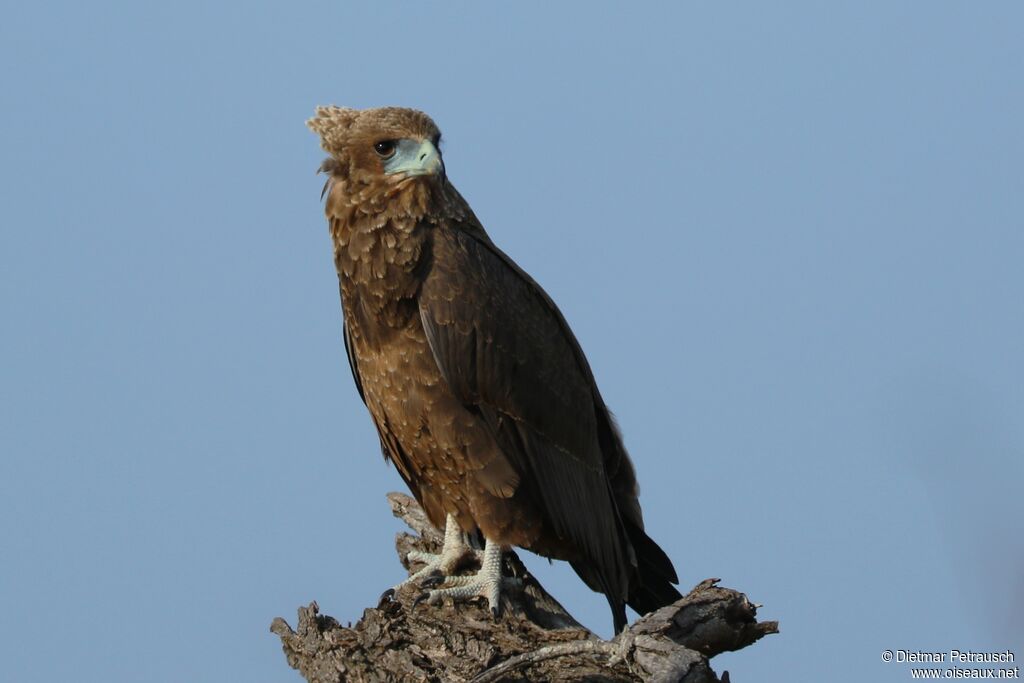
{"left": 271, "top": 493, "right": 778, "bottom": 682}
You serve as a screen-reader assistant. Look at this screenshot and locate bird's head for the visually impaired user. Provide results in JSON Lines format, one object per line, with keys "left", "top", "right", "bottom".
{"left": 308, "top": 106, "right": 445, "bottom": 207}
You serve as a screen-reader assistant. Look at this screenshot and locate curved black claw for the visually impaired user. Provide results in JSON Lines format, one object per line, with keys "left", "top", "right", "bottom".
{"left": 490, "top": 604, "right": 501, "bottom": 619}
{"left": 378, "top": 588, "right": 396, "bottom": 604}
{"left": 420, "top": 573, "right": 446, "bottom": 589}
{"left": 412, "top": 592, "right": 431, "bottom": 608}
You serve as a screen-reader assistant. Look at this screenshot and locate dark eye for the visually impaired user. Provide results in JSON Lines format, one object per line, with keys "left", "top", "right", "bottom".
{"left": 373, "top": 140, "right": 397, "bottom": 158}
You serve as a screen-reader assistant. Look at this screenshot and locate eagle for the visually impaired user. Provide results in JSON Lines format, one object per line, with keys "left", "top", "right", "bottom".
{"left": 308, "top": 106, "right": 680, "bottom": 632}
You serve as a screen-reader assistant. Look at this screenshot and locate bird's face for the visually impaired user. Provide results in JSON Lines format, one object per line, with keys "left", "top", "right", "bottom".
{"left": 309, "top": 106, "right": 445, "bottom": 192}
{"left": 372, "top": 137, "right": 443, "bottom": 178}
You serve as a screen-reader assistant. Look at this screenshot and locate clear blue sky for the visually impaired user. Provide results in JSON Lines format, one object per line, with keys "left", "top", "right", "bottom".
{"left": 2, "top": 3, "right": 1021, "bottom": 682}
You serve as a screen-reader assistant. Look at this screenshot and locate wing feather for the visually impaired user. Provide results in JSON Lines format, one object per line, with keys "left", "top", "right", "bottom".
{"left": 342, "top": 318, "right": 421, "bottom": 498}
{"left": 418, "top": 221, "right": 636, "bottom": 599}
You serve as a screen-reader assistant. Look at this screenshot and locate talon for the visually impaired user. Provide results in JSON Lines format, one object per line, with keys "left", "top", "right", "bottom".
{"left": 391, "top": 520, "right": 515, "bottom": 617}
{"left": 379, "top": 588, "right": 395, "bottom": 603}
{"left": 420, "top": 573, "right": 446, "bottom": 589}
{"left": 389, "top": 515, "right": 483, "bottom": 596}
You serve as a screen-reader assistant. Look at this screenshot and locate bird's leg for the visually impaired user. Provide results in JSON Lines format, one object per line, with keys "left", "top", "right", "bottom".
{"left": 417, "top": 537, "right": 522, "bottom": 617}
{"left": 384, "top": 514, "right": 477, "bottom": 599}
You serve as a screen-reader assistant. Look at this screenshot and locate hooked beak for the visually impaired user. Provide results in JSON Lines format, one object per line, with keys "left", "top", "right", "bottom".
{"left": 385, "top": 139, "right": 444, "bottom": 177}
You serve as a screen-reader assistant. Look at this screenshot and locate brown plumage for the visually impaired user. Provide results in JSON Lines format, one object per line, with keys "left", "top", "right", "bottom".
{"left": 308, "top": 105, "right": 679, "bottom": 631}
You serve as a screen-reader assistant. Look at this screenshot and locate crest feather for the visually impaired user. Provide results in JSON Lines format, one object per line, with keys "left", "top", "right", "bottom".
{"left": 307, "top": 105, "right": 359, "bottom": 156}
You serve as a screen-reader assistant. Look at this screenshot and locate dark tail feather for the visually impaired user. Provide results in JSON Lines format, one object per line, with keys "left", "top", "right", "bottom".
{"left": 624, "top": 520, "right": 681, "bottom": 620}
{"left": 626, "top": 574, "right": 682, "bottom": 619}
{"left": 608, "top": 595, "right": 628, "bottom": 634}
{"left": 571, "top": 522, "right": 681, "bottom": 633}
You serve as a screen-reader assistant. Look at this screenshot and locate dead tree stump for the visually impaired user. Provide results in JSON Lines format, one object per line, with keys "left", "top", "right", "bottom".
{"left": 271, "top": 493, "right": 777, "bottom": 682}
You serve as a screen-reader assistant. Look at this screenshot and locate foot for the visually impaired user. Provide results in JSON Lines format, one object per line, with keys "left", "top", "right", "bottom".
{"left": 414, "top": 538, "right": 522, "bottom": 616}
{"left": 382, "top": 514, "right": 476, "bottom": 601}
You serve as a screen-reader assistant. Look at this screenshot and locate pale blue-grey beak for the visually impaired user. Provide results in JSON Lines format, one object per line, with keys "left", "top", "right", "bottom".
{"left": 384, "top": 139, "right": 444, "bottom": 177}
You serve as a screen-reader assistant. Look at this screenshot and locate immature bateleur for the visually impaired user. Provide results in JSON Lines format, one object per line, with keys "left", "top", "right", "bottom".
{"left": 308, "top": 106, "right": 680, "bottom": 632}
